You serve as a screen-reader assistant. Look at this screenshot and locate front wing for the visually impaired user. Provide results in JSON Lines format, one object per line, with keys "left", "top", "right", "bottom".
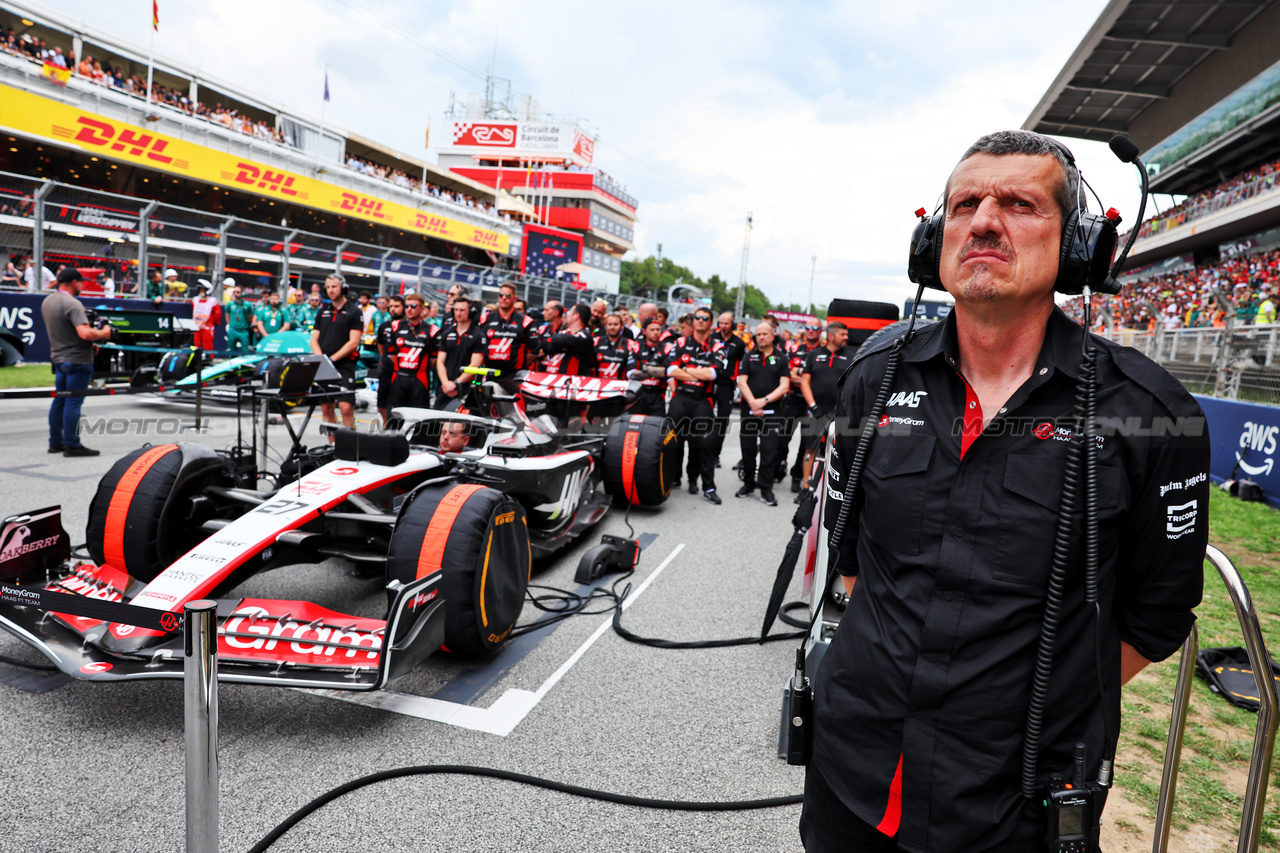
{"left": 0, "top": 566, "right": 445, "bottom": 691}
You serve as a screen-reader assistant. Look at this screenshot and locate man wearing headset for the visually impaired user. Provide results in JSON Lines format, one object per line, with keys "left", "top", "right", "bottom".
{"left": 803, "top": 131, "right": 1210, "bottom": 852}
{"left": 310, "top": 273, "right": 363, "bottom": 433}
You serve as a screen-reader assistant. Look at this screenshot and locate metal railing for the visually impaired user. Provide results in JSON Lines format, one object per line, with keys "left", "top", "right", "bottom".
{"left": 1100, "top": 323, "right": 1280, "bottom": 405}
{"left": 1153, "top": 545, "right": 1279, "bottom": 853}
{"left": 0, "top": 171, "right": 643, "bottom": 312}
{"left": 1131, "top": 173, "right": 1280, "bottom": 244}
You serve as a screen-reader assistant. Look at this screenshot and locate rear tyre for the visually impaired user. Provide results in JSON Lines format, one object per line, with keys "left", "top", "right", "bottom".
{"left": 602, "top": 415, "right": 676, "bottom": 507}
{"left": 386, "top": 483, "right": 531, "bottom": 656}
{"left": 86, "top": 443, "right": 228, "bottom": 582}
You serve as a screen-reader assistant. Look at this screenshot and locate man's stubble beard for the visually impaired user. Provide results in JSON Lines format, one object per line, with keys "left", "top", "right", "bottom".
{"left": 962, "top": 265, "right": 1001, "bottom": 302}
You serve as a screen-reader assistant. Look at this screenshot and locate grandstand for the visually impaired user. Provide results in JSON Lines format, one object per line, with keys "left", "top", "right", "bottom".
{"left": 1026, "top": 0, "right": 1280, "bottom": 404}
{"left": 437, "top": 91, "right": 638, "bottom": 294}
{"left": 0, "top": 0, "right": 642, "bottom": 310}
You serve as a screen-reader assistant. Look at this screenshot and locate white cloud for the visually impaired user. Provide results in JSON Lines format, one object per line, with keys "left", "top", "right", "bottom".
{"left": 39, "top": 0, "right": 1147, "bottom": 314}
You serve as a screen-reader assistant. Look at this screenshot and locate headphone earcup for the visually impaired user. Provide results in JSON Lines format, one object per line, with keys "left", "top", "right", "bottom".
{"left": 1055, "top": 210, "right": 1119, "bottom": 296}
{"left": 908, "top": 214, "right": 947, "bottom": 292}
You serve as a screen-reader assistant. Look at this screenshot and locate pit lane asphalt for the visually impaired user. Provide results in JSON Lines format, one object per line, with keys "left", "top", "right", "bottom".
{"left": 0, "top": 394, "right": 812, "bottom": 853}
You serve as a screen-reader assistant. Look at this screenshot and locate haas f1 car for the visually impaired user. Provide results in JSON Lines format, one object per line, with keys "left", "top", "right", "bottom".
{"left": 0, "top": 374, "right": 677, "bottom": 690}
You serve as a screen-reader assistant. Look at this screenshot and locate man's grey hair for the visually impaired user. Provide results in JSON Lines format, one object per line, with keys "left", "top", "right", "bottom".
{"left": 325, "top": 272, "right": 345, "bottom": 285}
{"left": 950, "top": 130, "right": 1079, "bottom": 221}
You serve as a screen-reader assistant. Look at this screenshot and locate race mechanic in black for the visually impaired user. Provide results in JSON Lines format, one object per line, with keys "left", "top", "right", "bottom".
{"left": 594, "top": 313, "right": 632, "bottom": 380}
{"left": 435, "top": 294, "right": 487, "bottom": 409}
{"left": 781, "top": 322, "right": 823, "bottom": 491}
{"left": 735, "top": 321, "right": 789, "bottom": 506}
{"left": 798, "top": 320, "right": 851, "bottom": 492}
{"left": 803, "top": 130, "right": 1210, "bottom": 853}
{"left": 531, "top": 300, "right": 565, "bottom": 370}
{"left": 665, "top": 307, "right": 727, "bottom": 504}
{"left": 627, "top": 318, "right": 672, "bottom": 417}
{"left": 375, "top": 294, "right": 405, "bottom": 425}
{"left": 541, "top": 303, "right": 598, "bottom": 377}
{"left": 385, "top": 292, "right": 438, "bottom": 412}
{"left": 310, "top": 273, "right": 364, "bottom": 433}
{"left": 479, "top": 281, "right": 536, "bottom": 379}
{"left": 712, "top": 311, "right": 748, "bottom": 468}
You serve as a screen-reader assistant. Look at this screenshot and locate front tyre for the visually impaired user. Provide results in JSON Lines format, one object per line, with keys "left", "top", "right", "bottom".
{"left": 386, "top": 483, "right": 531, "bottom": 656}
{"left": 86, "top": 443, "right": 228, "bottom": 582}
{"left": 603, "top": 415, "right": 676, "bottom": 506}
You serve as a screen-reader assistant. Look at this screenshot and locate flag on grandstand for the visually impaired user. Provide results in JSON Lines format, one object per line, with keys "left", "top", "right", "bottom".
{"left": 323, "top": 69, "right": 330, "bottom": 103}
{"left": 152, "top": 0, "right": 160, "bottom": 31}
{"left": 40, "top": 61, "right": 70, "bottom": 86}
{"left": 424, "top": 123, "right": 430, "bottom": 149}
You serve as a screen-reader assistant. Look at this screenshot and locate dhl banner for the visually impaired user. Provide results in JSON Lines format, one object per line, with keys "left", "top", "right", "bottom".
{"left": 0, "top": 84, "right": 509, "bottom": 254}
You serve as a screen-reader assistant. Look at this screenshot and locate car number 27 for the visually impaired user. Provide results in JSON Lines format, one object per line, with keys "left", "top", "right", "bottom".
{"left": 251, "top": 498, "right": 310, "bottom": 517}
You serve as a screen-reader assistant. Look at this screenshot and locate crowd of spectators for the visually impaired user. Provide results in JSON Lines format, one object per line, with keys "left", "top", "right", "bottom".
{"left": 1, "top": 25, "right": 510, "bottom": 219}
{"left": 1063, "top": 246, "right": 1280, "bottom": 330}
{"left": 343, "top": 154, "right": 507, "bottom": 219}
{"left": 1128, "top": 155, "right": 1280, "bottom": 242}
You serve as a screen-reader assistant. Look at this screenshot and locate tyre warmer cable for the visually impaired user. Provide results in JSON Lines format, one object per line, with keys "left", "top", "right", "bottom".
{"left": 246, "top": 764, "right": 802, "bottom": 853}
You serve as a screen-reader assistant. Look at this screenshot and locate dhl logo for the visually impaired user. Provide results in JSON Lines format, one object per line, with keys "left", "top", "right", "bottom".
{"left": 495, "top": 511, "right": 515, "bottom": 526}
{"left": 233, "top": 163, "right": 299, "bottom": 197}
{"left": 70, "top": 117, "right": 173, "bottom": 165}
{"left": 412, "top": 212, "right": 449, "bottom": 233}
{"left": 339, "top": 192, "right": 388, "bottom": 219}
{"left": 471, "top": 229, "right": 502, "bottom": 248}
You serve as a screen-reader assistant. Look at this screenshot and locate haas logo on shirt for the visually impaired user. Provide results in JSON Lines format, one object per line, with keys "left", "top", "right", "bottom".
{"left": 888, "top": 391, "right": 928, "bottom": 408}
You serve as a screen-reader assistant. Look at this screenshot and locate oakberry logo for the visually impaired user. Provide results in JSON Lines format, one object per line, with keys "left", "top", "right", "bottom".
{"left": 1034, "top": 422, "right": 1055, "bottom": 440}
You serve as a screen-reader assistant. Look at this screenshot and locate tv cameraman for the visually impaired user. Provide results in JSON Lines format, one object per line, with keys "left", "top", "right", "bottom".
{"left": 802, "top": 131, "right": 1210, "bottom": 852}
{"left": 42, "top": 267, "right": 115, "bottom": 456}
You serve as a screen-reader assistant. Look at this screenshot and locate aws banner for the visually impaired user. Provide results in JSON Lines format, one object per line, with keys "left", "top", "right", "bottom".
{"left": 0, "top": 293, "right": 194, "bottom": 362}
{"left": 1195, "top": 394, "right": 1280, "bottom": 510}
{"left": 0, "top": 84, "right": 509, "bottom": 254}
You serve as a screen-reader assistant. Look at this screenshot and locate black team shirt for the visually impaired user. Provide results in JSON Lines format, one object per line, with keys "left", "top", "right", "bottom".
{"left": 714, "top": 329, "right": 747, "bottom": 385}
{"left": 664, "top": 335, "right": 726, "bottom": 402}
{"left": 387, "top": 318, "right": 438, "bottom": 387}
{"left": 438, "top": 323, "right": 487, "bottom": 382}
{"left": 314, "top": 299, "right": 364, "bottom": 362}
{"left": 594, "top": 334, "right": 631, "bottom": 380}
{"left": 738, "top": 347, "right": 789, "bottom": 411}
{"left": 803, "top": 345, "right": 853, "bottom": 410}
{"left": 479, "top": 308, "right": 535, "bottom": 376}
{"left": 814, "top": 308, "right": 1209, "bottom": 851}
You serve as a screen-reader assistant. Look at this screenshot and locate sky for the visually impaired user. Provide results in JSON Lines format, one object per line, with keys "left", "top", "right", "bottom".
{"left": 33, "top": 0, "right": 1169, "bottom": 312}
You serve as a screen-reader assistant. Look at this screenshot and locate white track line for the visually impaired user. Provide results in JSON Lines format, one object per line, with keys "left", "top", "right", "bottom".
{"left": 300, "top": 543, "right": 686, "bottom": 735}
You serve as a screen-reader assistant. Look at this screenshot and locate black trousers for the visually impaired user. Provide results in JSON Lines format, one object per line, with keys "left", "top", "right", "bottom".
{"left": 668, "top": 394, "right": 716, "bottom": 492}
{"left": 631, "top": 388, "right": 667, "bottom": 418}
{"left": 739, "top": 411, "right": 782, "bottom": 491}
{"left": 800, "top": 763, "right": 1051, "bottom": 853}
{"left": 386, "top": 376, "right": 430, "bottom": 410}
{"left": 776, "top": 396, "right": 805, "bottom": 480}
{"left": 711, "top": 381, "right": 735, "bottom": 460}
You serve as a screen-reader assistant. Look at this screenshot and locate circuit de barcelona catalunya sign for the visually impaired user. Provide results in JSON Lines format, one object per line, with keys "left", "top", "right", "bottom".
{"left": 0, "top": 84, "right": 509, "bottom": 254}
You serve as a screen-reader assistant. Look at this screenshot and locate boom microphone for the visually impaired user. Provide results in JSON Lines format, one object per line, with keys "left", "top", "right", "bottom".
{"left": 1105, "top": 133, "right": 1149, "bottom": 286}
{"left": 1108, "top": 133, "right": 1140, "bottom": 165}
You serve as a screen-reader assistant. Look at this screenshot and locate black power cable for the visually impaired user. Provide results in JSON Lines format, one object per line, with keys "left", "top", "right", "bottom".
{"left": 246, "top": 764, "right": 802, "bottom": 853}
